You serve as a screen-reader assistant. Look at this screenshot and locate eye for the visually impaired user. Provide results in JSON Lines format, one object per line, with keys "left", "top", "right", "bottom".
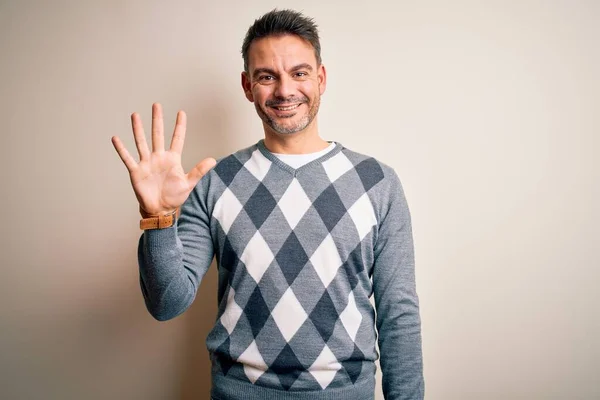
{"left": 259, "top": 75, "right": 275, "bottom": 81}
{"left": 295, "top": 72, "right": 308, "bottom": 77}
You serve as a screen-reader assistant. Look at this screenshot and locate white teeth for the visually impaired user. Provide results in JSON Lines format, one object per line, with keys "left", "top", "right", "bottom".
{"left": 275, "top": 104, "right": 300, "bottom": 111}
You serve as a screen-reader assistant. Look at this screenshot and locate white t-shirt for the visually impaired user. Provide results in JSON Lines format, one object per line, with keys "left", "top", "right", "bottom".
{"left": 272, "top": 142, "right": 336, "bottom": 169}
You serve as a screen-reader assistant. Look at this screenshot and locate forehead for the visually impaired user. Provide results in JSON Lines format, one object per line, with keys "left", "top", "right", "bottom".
{"left": 247, "top": 34, "right": 318, "bottom": 71}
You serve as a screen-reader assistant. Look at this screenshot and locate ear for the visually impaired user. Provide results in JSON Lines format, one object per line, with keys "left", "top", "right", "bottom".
{"left": 241, "top": 71, "right": 254, "bottom": 102}
{"left": 318, "top": 64, "right": 327, "bottom": 95}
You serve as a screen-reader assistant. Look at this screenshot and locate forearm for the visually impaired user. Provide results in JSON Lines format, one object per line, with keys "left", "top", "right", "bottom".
{"left": 377, "top": 284, "right": 424, "bottom": 399}
{"left": 138, "top": 227, "right": 195, "bottom": 321}
{"left": 374, "top": 243, "right": 424, "bottom": 399}
{"left": 137, "top": 188, "right": 215, "bottom": 321}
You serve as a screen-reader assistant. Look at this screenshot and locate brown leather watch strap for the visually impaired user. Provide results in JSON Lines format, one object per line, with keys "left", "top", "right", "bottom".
{"left": 139, "top": 208, "right": 180, "bottom": 230}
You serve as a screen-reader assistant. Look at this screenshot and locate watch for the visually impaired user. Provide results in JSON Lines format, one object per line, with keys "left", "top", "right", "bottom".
{"left": 139, "top": 208, "right": 180, "bottom": 230}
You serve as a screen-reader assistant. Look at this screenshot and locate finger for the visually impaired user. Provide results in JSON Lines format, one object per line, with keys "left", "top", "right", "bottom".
{"left": 187, "top": 157, "right": 217, "bottom": 188}
{"left": 169, "top": 110, "right": 186, "bottom": 154}
{"left": 151, "top": 102, "right": 165, "bottom": 152}
{"left": 111, "top": 136, "right": 138, "bottom": 172}
{"left": 131, "top": 112, "right": 150, "bottom": 160}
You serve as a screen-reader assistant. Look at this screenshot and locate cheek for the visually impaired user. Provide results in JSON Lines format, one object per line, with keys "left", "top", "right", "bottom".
{"left": 299, "top": 81, "right": 318, "bottom": 97}
{"left": 252, "top": 86, "right": 272, "bottom": 104}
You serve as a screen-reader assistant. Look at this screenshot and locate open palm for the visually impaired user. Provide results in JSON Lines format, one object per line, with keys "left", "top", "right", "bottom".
{"left": 111, "top": 103, "right": 216, "bottom": 216}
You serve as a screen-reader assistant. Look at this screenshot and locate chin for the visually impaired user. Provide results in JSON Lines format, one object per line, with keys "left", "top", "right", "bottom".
{"left": 271, "top": 119, "right": 312, "bottom": 135}
{"left": 270, "top": 126, "right": 301, "bottom": 135}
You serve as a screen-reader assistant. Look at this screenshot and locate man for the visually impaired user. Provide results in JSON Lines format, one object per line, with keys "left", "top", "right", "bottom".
{"left": 112, "top": 9, "right": 424, "bottom": 400}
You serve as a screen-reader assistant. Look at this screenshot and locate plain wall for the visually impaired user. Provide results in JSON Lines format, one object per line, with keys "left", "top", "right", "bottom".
{"left": 1, "top": 1, "right": 598, "bottom": 399}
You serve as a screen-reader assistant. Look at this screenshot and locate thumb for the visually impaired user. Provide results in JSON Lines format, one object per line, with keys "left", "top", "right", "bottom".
{"left": 187, "top": 157, "right": 217, "bottom": 188}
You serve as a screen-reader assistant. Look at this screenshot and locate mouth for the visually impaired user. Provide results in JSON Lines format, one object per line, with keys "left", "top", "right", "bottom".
{"left": 270, "top": 103, "right": 302, "bottom": 112}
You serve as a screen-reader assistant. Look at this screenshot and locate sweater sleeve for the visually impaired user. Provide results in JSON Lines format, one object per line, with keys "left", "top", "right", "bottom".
{"left": 372, "top": 171, "right": 424, "bottom": 399}
{"left": 137, "top": 181, "right": 215, "bottom": 321}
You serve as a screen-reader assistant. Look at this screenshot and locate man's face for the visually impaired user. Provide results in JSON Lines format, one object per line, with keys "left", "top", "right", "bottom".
{"left": 242, "top": 34, "right": 326, "bottom": 135}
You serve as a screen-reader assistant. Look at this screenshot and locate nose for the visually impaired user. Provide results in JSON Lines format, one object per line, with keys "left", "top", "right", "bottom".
{"left": 274, "top": 75, "right": 295, "bottom": 100}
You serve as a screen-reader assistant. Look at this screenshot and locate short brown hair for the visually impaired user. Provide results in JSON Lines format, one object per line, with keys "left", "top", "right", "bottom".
{"left": 241, "top": 9, "right": 322, "bottom": 72}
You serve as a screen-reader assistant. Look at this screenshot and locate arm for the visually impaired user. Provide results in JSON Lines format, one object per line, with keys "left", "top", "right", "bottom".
{"left": 373, "top": 172, "right": 424, "bottom": 399}
{"left": 111, "top": 103, "right": 216, "bottom": 321}
{"left": 138, "top": 181, "right": 215, "bottom": 321}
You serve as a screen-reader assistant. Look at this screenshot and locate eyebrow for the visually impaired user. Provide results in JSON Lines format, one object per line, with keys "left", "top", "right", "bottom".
{"left": 290, "top": 63, "right": 314, "bottom": 72}
{"left": 252, "top": 63, "right": 314, "bottom": 79}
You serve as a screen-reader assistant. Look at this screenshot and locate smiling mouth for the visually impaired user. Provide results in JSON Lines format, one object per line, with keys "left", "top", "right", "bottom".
{"left": 271, "top": 104, "right": 301, "bottom": 111}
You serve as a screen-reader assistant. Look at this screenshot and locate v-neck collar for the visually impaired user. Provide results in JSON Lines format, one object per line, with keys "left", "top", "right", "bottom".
{"left": 256, "top": 139, "right": 344, "bottom": 176}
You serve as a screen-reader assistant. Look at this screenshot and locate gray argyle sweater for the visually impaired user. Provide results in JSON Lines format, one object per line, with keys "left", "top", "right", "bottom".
{"left": 138, "top": 140, "right": 424, "bottom": 400}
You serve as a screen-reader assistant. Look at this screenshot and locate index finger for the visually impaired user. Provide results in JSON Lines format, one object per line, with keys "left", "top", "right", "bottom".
{"left": 169, "top": 110, "right": 187, "bottom": 154}
{"left": 131, "top": 112, "right": 150, "bottom": 161}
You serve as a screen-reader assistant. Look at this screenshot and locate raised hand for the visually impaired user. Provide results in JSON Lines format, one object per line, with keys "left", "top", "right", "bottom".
{"left": 111, "top": 103, "right": 216, "bottom": 216}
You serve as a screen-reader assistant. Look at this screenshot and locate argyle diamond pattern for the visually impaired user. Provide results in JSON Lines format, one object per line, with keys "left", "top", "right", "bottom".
{"left": 208, "top": 143, "right": 385, "bottom": 391}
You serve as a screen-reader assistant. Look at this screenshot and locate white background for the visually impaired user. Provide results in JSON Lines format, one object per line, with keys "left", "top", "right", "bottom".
{"left": 1, "top": 1, "right": 598, "bottom": 399}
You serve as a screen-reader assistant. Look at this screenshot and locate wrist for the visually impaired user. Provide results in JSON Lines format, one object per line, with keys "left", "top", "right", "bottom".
{"left": 139, "top": 207, "right": 180, "bottom": 230}
{"left": 139, "top": 206, "right": 178, "bottom": 219}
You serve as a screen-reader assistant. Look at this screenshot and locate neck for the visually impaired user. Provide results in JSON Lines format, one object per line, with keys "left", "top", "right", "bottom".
{"left": 262, "top": 120, "right": 329, "bottom": 154}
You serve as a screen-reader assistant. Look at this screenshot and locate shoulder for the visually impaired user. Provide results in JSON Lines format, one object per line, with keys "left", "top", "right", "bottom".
{"left": 338, "top": 145, "right": 411, "bottom": 226}
{"left": 188, "top": 142, "right": 260, "bottom": 205}
{"left": 338, "top": 144, "right": 401, "bottom": 192}
{"left": 215, "top": 142, "right": 260, "bottom": 165}
{"left": 198, "top": 142, "right": 259, "bottom": 188}
{"left": 212, "top": 142, "right": 259, "bottom": 177}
